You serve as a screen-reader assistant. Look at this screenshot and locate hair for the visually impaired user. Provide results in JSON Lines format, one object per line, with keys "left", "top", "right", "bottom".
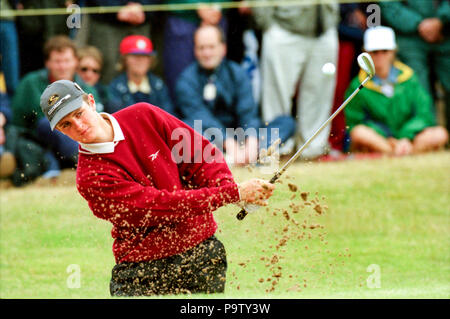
{"left": 77, "top": 46, "right": 104, "bottom": 70}
{"left": 194, "top": 25, "right": 226, "bottom": 45}
{"left": 43, "top": 35, "right": 78, "bottom": 62}
{"left": 82, "top": 94, "right": 90, "bottom": 104}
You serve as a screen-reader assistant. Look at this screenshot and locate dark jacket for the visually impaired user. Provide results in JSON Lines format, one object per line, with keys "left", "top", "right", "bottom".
{"left": 175, "top": 59, "right": 262, "bottom": 144}
{"left": 108, "top": 72, "right": 175, "bottom": 116}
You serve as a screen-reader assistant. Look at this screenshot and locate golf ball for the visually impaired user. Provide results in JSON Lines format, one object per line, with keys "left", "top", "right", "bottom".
{"left": 322, "top": 62, "right": 336, "bottom": 76}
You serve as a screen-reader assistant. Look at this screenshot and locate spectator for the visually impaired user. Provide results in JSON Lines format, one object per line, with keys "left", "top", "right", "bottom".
{"left": 0, "top": 72, "right": 16, "bottom": 178}
{"left": 329, "top": 3, "right": 367, "bottom": 152}
{"left": 251, "top": 1, "right": 340, "bottom": 159}
{"left": 345, "top": 26, "right": 448, "bottom": 156}
{"left": 0, "top": 70, "right": 49, "bottom": 186}
{"left": 163, "top": 0, "right": 229, "bottom": 101}
{"left": 175, "top": 25, "right": 296, "bottom": 166}
{"left": 77, "top": 46, "right": 110, "bottom": 112}
{"left": 380, "top": 0, "right": 450, "bottom": 131}
{"left": 11, "top": 35, "right": 100, "bottom": 176}
{"left": 76, "top": 1, "right": 158, "bottom": 84}
{"left": 0, "top": 0, "right": 20, "bottom": 95}
{"left": 108, "top": 35, "right": 175, "bottom": 115}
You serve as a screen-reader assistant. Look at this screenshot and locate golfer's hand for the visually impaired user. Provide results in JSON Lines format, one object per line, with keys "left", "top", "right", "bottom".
{"left": 238, "top": 178, "right": 275, "bottom": 206}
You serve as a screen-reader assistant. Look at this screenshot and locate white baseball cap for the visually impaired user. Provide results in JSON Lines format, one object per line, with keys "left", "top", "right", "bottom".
{"left": 364, "top": 26, "right": 397, "bottom": 52}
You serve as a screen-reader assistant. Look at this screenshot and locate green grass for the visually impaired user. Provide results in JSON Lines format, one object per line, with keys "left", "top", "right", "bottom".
{"left": 1, "top": 152, "right": 449, "bottom": 299}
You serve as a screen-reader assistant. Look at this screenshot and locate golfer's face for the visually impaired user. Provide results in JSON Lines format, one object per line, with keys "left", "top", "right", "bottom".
{"left": 55, "top": 100, "right": 99, "bottom": 144}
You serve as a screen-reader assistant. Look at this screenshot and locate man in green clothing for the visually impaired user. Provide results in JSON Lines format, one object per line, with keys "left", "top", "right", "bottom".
{"left": 380, "top": 0, "right": 450, "bottom": 130}
{"left": 345, "top": 26, "right": 448, "bottom": 156}
{"left": 12, "top": 35, "right": 100, "bottom": 176}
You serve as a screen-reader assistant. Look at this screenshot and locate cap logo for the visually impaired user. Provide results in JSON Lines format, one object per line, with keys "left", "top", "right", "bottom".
{"left": 137, "top": 39, "right": 147, "bottom": 49}
{"left": 48, "top": 94, "right": 60, "bottom": 107}
{"left": 48, "top": 94, "right": 71, "bottom": 116}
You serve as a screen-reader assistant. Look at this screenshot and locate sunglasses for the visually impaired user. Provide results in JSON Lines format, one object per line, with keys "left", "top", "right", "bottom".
{"left": 80, "top": 66, "right": 100, "bottom": 74}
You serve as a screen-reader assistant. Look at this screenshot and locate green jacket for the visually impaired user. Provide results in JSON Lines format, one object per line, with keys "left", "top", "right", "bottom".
{"left": 380, "top": 0, "right": 450, "bottom": 49}
{"left": 12, "top": 69, "right": 100, "bottom": 129}
{"left": 380, "top": 0, "right": 450, "bottom": 35}
{"left": 344, "top": 60, "right": 436, "bottom": 140}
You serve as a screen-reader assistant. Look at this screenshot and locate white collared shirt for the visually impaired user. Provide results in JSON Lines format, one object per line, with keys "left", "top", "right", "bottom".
{"left": 79, "top": 113, "right": 125, "bottom": 154}
{"left": 128, "top": 77, "right": 151, "bottom": 94}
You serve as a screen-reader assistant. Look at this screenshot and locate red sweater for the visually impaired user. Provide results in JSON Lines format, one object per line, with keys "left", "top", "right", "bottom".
{"left": 76, "top": 103, "right": 240, "bottom": 263}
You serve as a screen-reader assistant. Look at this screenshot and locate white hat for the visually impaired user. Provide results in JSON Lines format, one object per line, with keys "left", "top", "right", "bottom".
{"left": 364, "top": 26, "right": 397, "bottom": 52}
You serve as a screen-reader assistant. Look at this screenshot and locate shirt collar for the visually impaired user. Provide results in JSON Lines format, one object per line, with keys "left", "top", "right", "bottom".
{"left": 79, "top": 113, "right": 125, "bottom": 154}
{"left": 198, "top": 59, "right": 225, "bottom": 77}
{"left": 372, "top": 65, "right": 400, "bottom": 86}
{"left": 128, "top": 77, "right": 151, "bottom": 94}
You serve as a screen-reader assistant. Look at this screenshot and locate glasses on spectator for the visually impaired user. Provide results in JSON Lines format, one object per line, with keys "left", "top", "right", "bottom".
{"left": 80, "top": 66, "right": 100, "bottom": 74}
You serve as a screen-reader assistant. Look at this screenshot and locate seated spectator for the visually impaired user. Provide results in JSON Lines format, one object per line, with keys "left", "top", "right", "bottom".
{"left": 11, "top": 35, "right": 100, "bottom": 177}
{"left": 345, "top": 26, "right": 448, "bottom": 156}
{"left": 0, "top": 70, "right": 48, "bottom": 186}
{"left": 163, "top": 0, "right": 229, "bottom": 101}
{"left": 76, "top": 1, "right": 157, "bottom": 84}
{"left": 77, "top": 46, "right": 110, "bottom": 112}
{"left": 175, "top": 25, "right": 296, "bottom": 166}
{"left": 108, "top": 35, "right": 175, "bottom": 115}
{"left": 0, "top": 71, "right": 15, "bottom": 178}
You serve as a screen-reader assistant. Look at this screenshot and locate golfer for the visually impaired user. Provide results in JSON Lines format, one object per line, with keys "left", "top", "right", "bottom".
{"left": 40, "top": 80, "right": 275, "bottom": 296}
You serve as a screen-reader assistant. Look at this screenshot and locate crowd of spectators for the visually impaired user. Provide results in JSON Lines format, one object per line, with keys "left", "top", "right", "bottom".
{"left": 0, "top": 0, "right": 448, "bottom": 186}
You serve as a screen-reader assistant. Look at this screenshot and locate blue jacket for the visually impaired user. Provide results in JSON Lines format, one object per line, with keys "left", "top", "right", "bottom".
{"left": 108, "top": 72, "right": 175, "bottom": 116}
{"left": 175, "top": 59, "right": 262, "bottom": 140}
{"left": 0, "top": 95, "right": 12, "bottom": 123}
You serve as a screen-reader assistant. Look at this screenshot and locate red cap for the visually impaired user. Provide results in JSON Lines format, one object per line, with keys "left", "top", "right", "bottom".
{"left": 119, "top": 35, "right": 154, "bottom": 55}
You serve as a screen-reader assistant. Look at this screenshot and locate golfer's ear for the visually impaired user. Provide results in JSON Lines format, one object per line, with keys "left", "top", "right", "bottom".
{"left": 87, "top": 94, "right": 96, "bottom": 109}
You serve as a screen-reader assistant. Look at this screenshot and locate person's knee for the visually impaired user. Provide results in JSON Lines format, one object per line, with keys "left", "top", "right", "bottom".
{"left": 415, "top": 126, "right": 448, "bottom": 148}
{"left": 429, "top": 126, "right": 448, "bottom": 146}
{"left": 349, "top": 125, "right": 370, "bottom": 143}
{"left": 435, "top": 127, "right": 449, "bottom": 146}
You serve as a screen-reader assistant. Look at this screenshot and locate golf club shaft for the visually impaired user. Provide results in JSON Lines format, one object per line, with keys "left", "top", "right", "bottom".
{"left": 236, "top": 76, "right": 371, "bottom": 221}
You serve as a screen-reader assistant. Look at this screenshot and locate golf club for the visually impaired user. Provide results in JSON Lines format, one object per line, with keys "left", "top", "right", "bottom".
{"left": 236, "top": 52, "right": 375, "bottom": 220}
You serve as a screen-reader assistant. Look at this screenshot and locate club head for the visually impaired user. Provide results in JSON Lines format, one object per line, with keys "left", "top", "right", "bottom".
{"left": 357, "top": 52, "right": 375, "bottom": 78}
